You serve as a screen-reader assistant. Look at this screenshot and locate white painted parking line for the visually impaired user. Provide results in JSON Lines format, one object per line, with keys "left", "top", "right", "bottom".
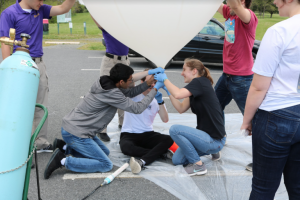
{"left": 81, "top": 69, "right": 221, "bottom": 74}
{"left": 88, "top": 57, "right": 145, "bottom": 59}
{"left": 81, "top": 69, "right": 100, "bottom": 71}
{"left": 63, "top": 170, "right": 252, "bottom": 180}
{"left": 63, "top": 172, "right": 141, "bottom": 180}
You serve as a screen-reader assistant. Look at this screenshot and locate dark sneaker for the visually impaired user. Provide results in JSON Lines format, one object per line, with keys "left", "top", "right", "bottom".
{"left": 118, "top": 125, "right": 122, "bottom": 129}
{"left": 36, "top": 144, "right": 53, "bottom": 153}
{"left": 165, "top": 149, "right": 174, "bottom": 160}
{"left": 211, "top": 152, "right": 221, "bottom": 161}
{"left": 184, "top": 163, "right": 207, "bottom": 176}
{"left": 246, "top": 163, "right": 253, "bottom": 172}
{"left": 44, "top": 149, "right": 65, "bottom": 179}
{"left": 99, "top": 133, "right": 110, "bottom": 142}
{"left": 53, "top": 138, "right": 66, "bottom": 153}
{"left": 130, "top": 157, "right": 144, "bottom": 174}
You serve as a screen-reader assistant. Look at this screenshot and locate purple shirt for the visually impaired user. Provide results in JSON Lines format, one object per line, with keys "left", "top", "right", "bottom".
{"left": 102, "top": 29, "right": 129, "bottom": 56}
{"left": 0, "top": 0, "right": 52, "bottom": 57}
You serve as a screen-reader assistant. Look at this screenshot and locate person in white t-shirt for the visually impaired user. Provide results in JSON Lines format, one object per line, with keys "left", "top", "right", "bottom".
{"left": 120, "top": 69, "right": 174, "bottom": 174}
{"left": 241, "top": 0, "right": 300, "bottom": 199}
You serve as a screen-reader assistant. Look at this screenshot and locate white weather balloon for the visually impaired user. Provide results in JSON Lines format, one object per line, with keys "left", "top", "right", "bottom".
{"left": 83, "top": 0, "right": 223, "bottom": 68}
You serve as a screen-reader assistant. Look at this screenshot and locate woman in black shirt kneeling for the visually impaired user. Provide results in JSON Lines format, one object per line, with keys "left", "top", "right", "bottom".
{"left": 155, "top": 58, "right": 226, "bottom": 176}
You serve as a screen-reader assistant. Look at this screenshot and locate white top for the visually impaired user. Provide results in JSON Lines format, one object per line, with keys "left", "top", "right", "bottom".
{"left": 121, "top": 94, "right": 160, "bottom": 133}
{"left": 23, "top": 9, "right": 32, "bottom": 13}
{"left": 252, "top": 14, "right": 300, "bottom": 111}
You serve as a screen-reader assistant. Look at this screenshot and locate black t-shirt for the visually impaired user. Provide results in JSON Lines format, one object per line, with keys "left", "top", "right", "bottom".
{"left": 185, "top": 77, "right": 226, "bottom": 139}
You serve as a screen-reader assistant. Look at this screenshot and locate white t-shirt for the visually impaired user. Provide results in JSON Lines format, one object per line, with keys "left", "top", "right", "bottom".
{"left": 23, "top": 9, "right": 32, "bottom": 13}
{"left": 252, "top": 14, "right": 300, "bottom": 111}
{"left": 121, "top": 94, "right": 160, "bottom": 133}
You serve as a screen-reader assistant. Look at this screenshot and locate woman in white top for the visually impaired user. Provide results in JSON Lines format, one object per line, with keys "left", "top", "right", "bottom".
{"left": 241, "top": 0, "right": 300, "bottom": 199}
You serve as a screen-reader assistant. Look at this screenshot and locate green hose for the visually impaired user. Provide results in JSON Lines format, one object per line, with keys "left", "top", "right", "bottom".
{"left": 22, "top": 104, "right": 48, "bottom": 200}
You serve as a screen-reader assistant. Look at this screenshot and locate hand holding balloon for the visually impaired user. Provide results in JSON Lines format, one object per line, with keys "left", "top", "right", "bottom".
{"left": 154, "top": 73, "right": 168, "bottom": 82}
{"left": 154, "top": 81, "right": 165, "bottom": 90}
{"left": 146, "top": 75, "right": 155, "bottom": 86}
{"left": 148, "top": 67, "right": 165, "bottom": 75}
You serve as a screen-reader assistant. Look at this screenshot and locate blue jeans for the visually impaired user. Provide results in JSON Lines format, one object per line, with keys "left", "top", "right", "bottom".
{"left": 250, "top": 105, "right": 300, "bottom": 200}
{"left": 169, "top": 125, "right": 226, "bottom": 165}
{"left": 61, "top": 128, "right": 113, "bottom": 173}
{"left": 214, "top": 73, "right": 253, "bottom": 115}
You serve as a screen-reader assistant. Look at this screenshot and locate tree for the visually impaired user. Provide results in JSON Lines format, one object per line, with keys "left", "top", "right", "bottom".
{"left": 252, "top": 0, "right": 276, "bottom": 18}
{"left": 266, "top": 3, "right": 277, "bottom": 18}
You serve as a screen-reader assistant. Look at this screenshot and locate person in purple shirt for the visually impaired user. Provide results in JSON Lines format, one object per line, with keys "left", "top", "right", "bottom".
{"left": 91, "top": 15, "right": 130, "bottom": 142}
{"left": 0, "top": 0, "right": 76, "bottom": 154}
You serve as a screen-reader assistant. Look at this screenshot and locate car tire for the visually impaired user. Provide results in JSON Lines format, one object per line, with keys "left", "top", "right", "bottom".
{"left": 252, "top": 52, "right": 257, "bottom": 62}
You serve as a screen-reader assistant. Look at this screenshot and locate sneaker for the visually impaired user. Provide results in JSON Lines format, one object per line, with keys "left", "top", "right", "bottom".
{"left": 166, "top": 149, "right": 174, "bottom": 160}
{"left": 36, "top": 144, "right": 53, "bottom": 153}
{"left": 130, "top": 157, "right": 144, "bottom": 174}
{"left": 211, "top": 152, "right": 221, "bottom": 161}
{"left": 184, "top": 163, "right": 207, "bottom": 176}
{"left": 53, "top": 138, "right": 66, "bottom": 153}
{"left": 246, "top": 163, "right": 253, "bottom": 172}
{"left": 44, "top": 149, "right": 65, "bottom": 179}
{"left": 99, "top": 133, "right": 110, "bottom": 142}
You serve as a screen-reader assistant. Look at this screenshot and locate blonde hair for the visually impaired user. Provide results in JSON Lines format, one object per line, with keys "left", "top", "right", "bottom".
{"left": 184, "top": 58, "right": 214, "bottom": 85}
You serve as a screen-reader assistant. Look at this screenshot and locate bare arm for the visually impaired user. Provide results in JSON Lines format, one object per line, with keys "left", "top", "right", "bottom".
{"left": 164, "top": 79, "right": 192, "bottom": 99}
{"left": 49, "top": 0, "right": 76, "bottom": 17}
{"left": 227, "top": 0, "right": 251, "bottom": 24}
{"left": 158, "top": 105, "right": 169, "bottom": 123}
{"left": 241, "top": 74, "right": 272, "bottom": 133}
{"left": 169, "top": 96, "right": 190, "bottom": 114}
{"left": 217, "top": 3, "right": 224, "bottom": 15}
{"left": 91, "top": 14, "right": 102, "bottom": 29}
{"left": 1, "top": 40, "right": 11, "bottom": 60}
{"left": 132, "top": 71, "right": 148, "bottom": 82}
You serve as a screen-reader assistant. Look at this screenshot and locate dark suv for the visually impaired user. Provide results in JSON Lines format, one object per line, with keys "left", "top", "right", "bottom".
{"left": 102, "top": 18, "right": 261, "bottom": 68}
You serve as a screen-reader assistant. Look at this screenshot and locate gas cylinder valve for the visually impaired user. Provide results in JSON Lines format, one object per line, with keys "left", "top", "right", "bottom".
{"left": 0, "top": 28, "right": 30, "bottom": 48}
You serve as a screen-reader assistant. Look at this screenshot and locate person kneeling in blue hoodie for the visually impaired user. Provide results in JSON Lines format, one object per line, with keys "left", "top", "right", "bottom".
{"left": 44, "top": 64, "right": 165, "bottom": 179}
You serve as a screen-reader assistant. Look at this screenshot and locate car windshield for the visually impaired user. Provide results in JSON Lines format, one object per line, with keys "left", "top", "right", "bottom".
{"left": 199, "top": 21, "right": 225, "bottom": 37}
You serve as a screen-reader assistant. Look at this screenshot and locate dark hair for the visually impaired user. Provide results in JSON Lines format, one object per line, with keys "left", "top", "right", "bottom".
{"left": 141, "top": 68, "right": 150, "bottom": 82}
{"left": 184, "top": 58, "right": 214, "bottom": 85}
{"left": 109, "top": 63, "right": 134, "bottom": 84}
{"left": 245, "top": 0, "right": 252, "bottom": 9}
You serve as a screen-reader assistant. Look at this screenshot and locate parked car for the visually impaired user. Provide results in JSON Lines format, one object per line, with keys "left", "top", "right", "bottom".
{"left": 102, "top": 18, "right": 261, "bottom": 68}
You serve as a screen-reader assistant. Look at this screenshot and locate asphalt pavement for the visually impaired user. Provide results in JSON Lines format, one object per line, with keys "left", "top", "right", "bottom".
{"left": 0, "top": 45, "right": 241, "bottom": 200}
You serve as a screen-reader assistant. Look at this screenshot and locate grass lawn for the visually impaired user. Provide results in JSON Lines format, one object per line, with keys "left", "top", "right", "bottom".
{"left": 1, "top": 12, "right": 288, "bottom": 50}
{"left": 45, "top": 12, "right": 288, "bottom": 42}
{"left": 213, "top": 12, "right": 288, "bottom": 41}
{"left": 43, "top": 12, "right": 102, "bottom": 40}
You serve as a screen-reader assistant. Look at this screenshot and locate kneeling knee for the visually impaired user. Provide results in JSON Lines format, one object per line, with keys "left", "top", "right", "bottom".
{"left": 103, "top": 161, "right": 113, "bottom": 172}
{"left": 169, "top": 125, "right": 181, "bottom": 137}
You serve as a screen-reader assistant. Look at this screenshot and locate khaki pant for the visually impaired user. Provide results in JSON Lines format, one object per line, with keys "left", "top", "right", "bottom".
{"left": 31, "top": 59, "right": 50, "bottom": 149}
{"left": 100, "top": 55, "right": 130, "bottom": 133}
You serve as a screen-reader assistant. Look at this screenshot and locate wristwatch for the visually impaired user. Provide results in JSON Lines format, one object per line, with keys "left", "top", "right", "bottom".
{"left": 158, "top": 101, "right": 165, "bottom": 105}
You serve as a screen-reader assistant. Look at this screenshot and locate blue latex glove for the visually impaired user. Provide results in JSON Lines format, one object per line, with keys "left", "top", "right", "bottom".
{"left": 163, "top": 86, "right": 170, "bottom": 96}
{"left": 154, "top": 73, "right": 168, "bottom": 82}
{"left": 154, "top": 81, "right": 165, "bottom": 90}
{"left": 148, "top": 67, "right": 165, "bottom": 75}
{"left": 155, "top": 91, "right": 163, "bottom": 104}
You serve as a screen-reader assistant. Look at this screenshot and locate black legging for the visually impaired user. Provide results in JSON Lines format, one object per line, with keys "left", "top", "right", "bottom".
{"left": 120, "top": 131, "right": 173, "bottom": 165}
